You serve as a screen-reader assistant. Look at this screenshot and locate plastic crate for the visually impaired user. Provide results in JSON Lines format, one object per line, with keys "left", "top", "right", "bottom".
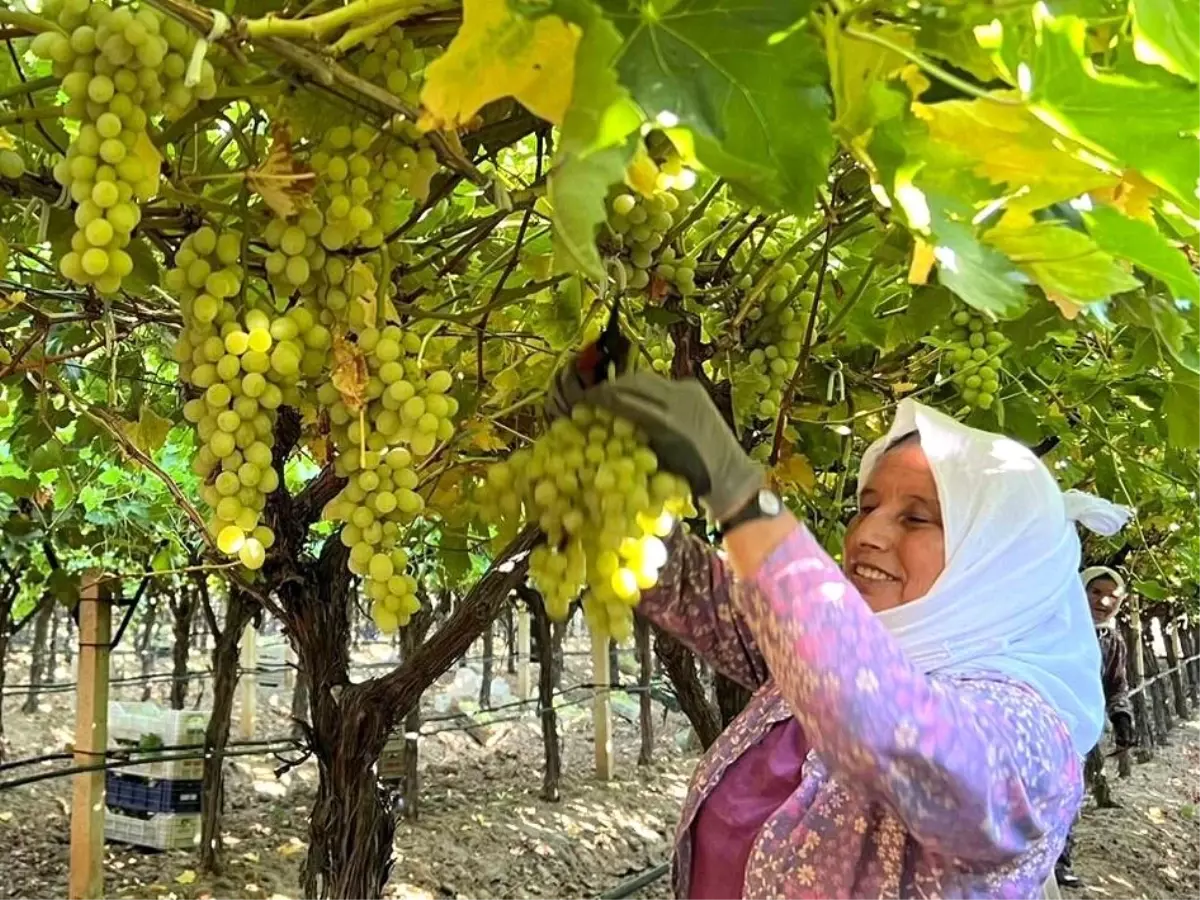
{"left": 104, "top": 808, "right": 200, "bottom": 850}
{"left": 106, "top": 772, "right": 202, "bottom": 814}
{"left": 108, "top": 702, "right": 210, "bottom": 781}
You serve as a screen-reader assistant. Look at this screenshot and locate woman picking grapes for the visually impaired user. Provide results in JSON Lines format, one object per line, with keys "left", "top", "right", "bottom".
{"left": 548, "top": 370, "right": 1130, "bottom": 899}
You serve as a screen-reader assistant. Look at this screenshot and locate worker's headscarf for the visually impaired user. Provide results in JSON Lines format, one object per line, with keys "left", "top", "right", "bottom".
{"left": 859, "top": 400, "right": 1132, "bottom": 755}
{"left": 1080, "top": 565, "right": 1127, "bottom": 622}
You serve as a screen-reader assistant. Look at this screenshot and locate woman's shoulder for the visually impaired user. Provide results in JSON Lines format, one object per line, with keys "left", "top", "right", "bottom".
{"left": 936, "top": 673, "right": 1083, "bottom": 779}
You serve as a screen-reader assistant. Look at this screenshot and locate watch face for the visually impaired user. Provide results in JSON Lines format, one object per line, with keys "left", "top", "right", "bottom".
{"left": 758, "top": 489, "right": 782, "bottom": 516}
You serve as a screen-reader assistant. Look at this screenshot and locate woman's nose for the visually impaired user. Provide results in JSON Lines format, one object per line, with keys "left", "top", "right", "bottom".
{"left": 852, "top": 512, "right": 894, "bottom": 550}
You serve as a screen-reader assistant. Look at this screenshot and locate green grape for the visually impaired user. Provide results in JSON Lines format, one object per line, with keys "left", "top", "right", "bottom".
{"left": 477, "top": 406, "right": 693, "bottom": 641}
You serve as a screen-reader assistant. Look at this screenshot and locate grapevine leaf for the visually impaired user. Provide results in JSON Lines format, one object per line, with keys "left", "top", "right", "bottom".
{"left": 245, "top": 124, "right": 316, "bottom": 219}
{"left": 122, "top": 405, "right": 172, "bottom": 455}
{"left": 550, "top": 140, "right": 633, "bottom": 279}
{"left": 419, "top": 0, "right": 580, "bottom": 130}
{"left": 825, "top": 19, "right": 913, "bottom": 142}
{"left": 544, "top": 0, "right": 641, "bottom": 278}
{"left": 1024, "top": 13, "right": 1200, "bottom": 216}
{"left": 1166, "top": 379, "right": 1200, "bottom": 448}
{"left": 1082, "top": 204, "right": 1200, "bottom": 303}
{"left": 1114, "top": 293, "right": 1200, "bottom": 374}
{"left": 597, "top": 0, "right": 834, "bottom": 216}
{"left": 927, "top": 209, "right": 1029, "bottom": 319}
{"left": 1131, "top": 0, "right": 1199, "bottom": 83}
{"left": 985, "top": 219, "right": 1141, "bottom": 304}
{"left": 1134, "top": 579, "right": 1169, "bottom": 601}
{"left": 771, "top": 449, "right": 815, "bottom": 494}
{"left": 912, "top": 97, "right": 1117, "bottom": 210}
{"left": 331, "top": 334, "right": 369, "bottom": 412}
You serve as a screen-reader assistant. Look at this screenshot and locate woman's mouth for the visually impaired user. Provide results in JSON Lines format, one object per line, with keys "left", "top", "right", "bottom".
{"left": 852, "top": 562, "right": 897, "bottom": 583}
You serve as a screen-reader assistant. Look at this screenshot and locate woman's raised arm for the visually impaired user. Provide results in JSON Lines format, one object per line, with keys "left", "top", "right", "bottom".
{"left": 636, "top": 528, "right": 769, "bottom": 691}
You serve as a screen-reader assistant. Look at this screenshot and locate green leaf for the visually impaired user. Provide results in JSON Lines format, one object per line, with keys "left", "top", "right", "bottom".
{"left": 1026, "top": 13, "right": 1200, "bottom": 216}
{"left": 545, "top": 0, "right": 640, "bottom": 279}
{"left": 122, "top": 405, "right": 172, "bottom": 455}
{"left": 1114, "top": 293, "right": 1199, "bottom": 373}
{"left": 1131, "top": 0, "right": 1199, "bottom": 83}
{"left": 1163, "top": 373, "right": 1199, "bottom": 449}
{"left": 985, "top": 220, "right": 1142, "bottom": 303}
{"left": 929, "top": 210, "right": 1030, "bottom": 319}
{"left": 1082, "top": 205, "right": 1199, "bottom": 303}
{"left": 1134, "top": 579, "right": 1168, "bottom": 600}
{"left": 550, "top": 141, "right": 634, "bottom": 279}
{"left": 597, "top": 0, "right": 834, "bottom": 216}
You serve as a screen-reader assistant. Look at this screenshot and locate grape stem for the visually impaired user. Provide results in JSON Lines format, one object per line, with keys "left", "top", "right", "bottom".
{"left": 0, "top": 75, "right": 57, "bottom": 103}
{"left": 769, "top": 219, "right": 834, "bottom": 466}
{"left": 0, "top": 11, "right": 66, "bottom": 35}
{"left": 0, "top": 105, "right": 64, "bottom": 128}
{"left": 245, "top": 0, "right": 447, "bottom": 41}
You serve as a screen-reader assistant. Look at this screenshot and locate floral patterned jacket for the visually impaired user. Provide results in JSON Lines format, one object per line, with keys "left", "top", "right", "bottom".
{"left": 640, "top": 525, "right": 1083, "bottom": 899}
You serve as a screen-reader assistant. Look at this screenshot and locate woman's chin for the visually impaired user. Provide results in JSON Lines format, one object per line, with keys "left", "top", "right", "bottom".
{"left": 851, "top": 576, "right": 904, "bottom": 612}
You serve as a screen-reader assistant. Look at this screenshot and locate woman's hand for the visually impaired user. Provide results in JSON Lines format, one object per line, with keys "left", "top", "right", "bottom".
{"left": 549, "top": 368, "right": 763, "bottom": 524}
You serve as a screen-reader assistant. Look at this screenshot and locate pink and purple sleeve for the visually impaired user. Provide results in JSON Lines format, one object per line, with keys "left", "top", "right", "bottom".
{"left": 737, "top": 524, "right": 1082, "bottom": 864}
{"left": 635, "top": 529, "right": 770, "bottom": 690}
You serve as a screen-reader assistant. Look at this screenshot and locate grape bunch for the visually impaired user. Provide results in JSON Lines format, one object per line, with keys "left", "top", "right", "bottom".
{"left": 321, "top": 448, "right": 423, "bottom": 633}
{"left": 318, "top": 325, "right": 458, "bottom": 461}
{"left": 607, "top": 189, "right": 680, "bottom": 292}
{"left": 314, "top": 326, "right": 458, "bottom": 632}
{"left": 731, "top": 267, "right": 811, "bottom": 426}
{"left": 944, "top": 308, "right": 1005, "bottom": 409}
{"left": 30, "top": 0, "right": 217, "bottom": 293}
{"left": 309, "top": 125, "right": 385, "bottom": 252}
{"left": 171, "top": 226, "right": 316, "bottom": 569}
{"left": 478, "top": 405, "right": 694, "bottom": 640}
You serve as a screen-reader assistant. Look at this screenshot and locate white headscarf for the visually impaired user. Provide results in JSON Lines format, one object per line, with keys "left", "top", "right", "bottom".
{"left": 860, "top": 400, "right": 1132, "bottom": 755}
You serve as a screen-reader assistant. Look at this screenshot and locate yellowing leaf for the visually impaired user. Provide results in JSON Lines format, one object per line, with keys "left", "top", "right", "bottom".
{"left": 175, "top": 870, "right": 197, "bottom": 885}
{"left": 467, "top": 421, "right": 508, "bottom": 452}
{"left": 0, "top": 129, "right": 14, "bottom": 151}
{"left": 908, "top": 239, "right": 935, "bottom": 284}
{"left": 246, "top": 124, "right": 315, "bottom": 219}
{"left": 986, "top": 219, "right": 1141, "bottom": 303}
{"left": 132, "top": 132, "right": 163, "bottom": 198}
{"left": 1048, "top": 292, "right": 1084, "bottom": 320}
{"left": 913, "top": 97, "right": 1117, "bottom": 209}
{"left": 0, "top": 290, "right": 27, "bottom": 312}
{"left": 1098, "top": 169, "right": 1158, "bottom": 222}
{"left": 330, "top": 334, "right": 369, "bottom": 412}
{"left": 0, "top": 811, "right": 13, "bottom": 822}
{"left": 771, "top": 450, "right": 815, "bottom": 495}
{"left": 277, "top": 837, "right": 306, "bottom": 858}
{"left": 122, "top": 404, "right": 173, "bottom": 455}
{"left": 826, "top": 20, "right": 913, "bottom": 141}
{"left": 624, "top": 148, "right": 660, "bottom": 197}
{"left": 420, "top": 0, "right": 579, "bottom": 130}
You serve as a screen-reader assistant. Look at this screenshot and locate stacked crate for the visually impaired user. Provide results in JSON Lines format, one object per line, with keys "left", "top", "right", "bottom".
{"left": 104, "top": 702, "right": 209, "bottom": 850}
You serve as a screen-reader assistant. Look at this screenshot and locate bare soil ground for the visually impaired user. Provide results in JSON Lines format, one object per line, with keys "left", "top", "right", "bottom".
{"left": 0, "top": 645, "right": 1196, "bottom": 900}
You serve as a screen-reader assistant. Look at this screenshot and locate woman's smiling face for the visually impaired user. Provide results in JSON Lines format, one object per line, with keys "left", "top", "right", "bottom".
{"left": 843, "top": 437, "right": 946, "bottom": 613}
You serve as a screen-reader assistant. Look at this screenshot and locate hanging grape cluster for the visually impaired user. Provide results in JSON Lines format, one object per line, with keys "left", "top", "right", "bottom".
{"left": 478, "top": 405, "right": 694, "bottom": 640}
{"left": 731, "top": 262, "right": 811, "bottom": 427}
{"left": 316, "top": 325, "right": 458, "bottom": 631}
{"left": 944, "top": 308, "right": 1005, "bottom": 409}
{"left": 171, "top": 226, "right": 317, "bottom": 569}
{"left": 31, "top": 0, "right": 216, "bottom": 293}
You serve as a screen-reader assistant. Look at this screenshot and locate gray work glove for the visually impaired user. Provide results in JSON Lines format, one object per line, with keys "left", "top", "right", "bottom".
{"left": 548, "top": 367, "right": 763, "bottom": 524}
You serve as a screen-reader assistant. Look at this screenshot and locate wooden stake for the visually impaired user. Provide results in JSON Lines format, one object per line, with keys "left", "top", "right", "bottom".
{"left": 516, "top": 605, "right": 531, "bottom": 703}
{"left": 239, "top": 623, "right": 257, "bottom": 741}
{"left": 69, "top": 573, "right": 110, "bottom": 900}
{"left": 591, "top": 630, "right": 613, "bottom": 781}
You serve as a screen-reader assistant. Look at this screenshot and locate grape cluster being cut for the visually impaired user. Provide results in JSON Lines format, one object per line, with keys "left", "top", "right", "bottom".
{"left": 944, "top": 308, "right": 1005, "bottom": 409}
{"left": 478, "top": 405, "right": 694, "bottom": 641}
{"left": 171, "top": 227, "right": 316, "bottom": 569}
{"left": 32, "top": 0, "right": 216, "bottom": 292}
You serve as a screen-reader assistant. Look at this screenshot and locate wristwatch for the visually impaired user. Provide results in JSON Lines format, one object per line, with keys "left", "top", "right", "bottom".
{"left": 718, "top": 487, "right": 783, "bottom": 537}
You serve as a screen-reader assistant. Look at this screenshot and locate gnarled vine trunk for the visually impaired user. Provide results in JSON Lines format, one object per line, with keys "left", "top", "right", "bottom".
{"left": 199, "top": 589, "right": 256, "bottom": 875}
{"left": 651, "top": 625, "right": 721, "bottom": 749}
{"left": 169, "top": 582, "right": 197, "bottom": 711}
{"left": 21, "top": 595, "right": 55, "bottom": 712}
